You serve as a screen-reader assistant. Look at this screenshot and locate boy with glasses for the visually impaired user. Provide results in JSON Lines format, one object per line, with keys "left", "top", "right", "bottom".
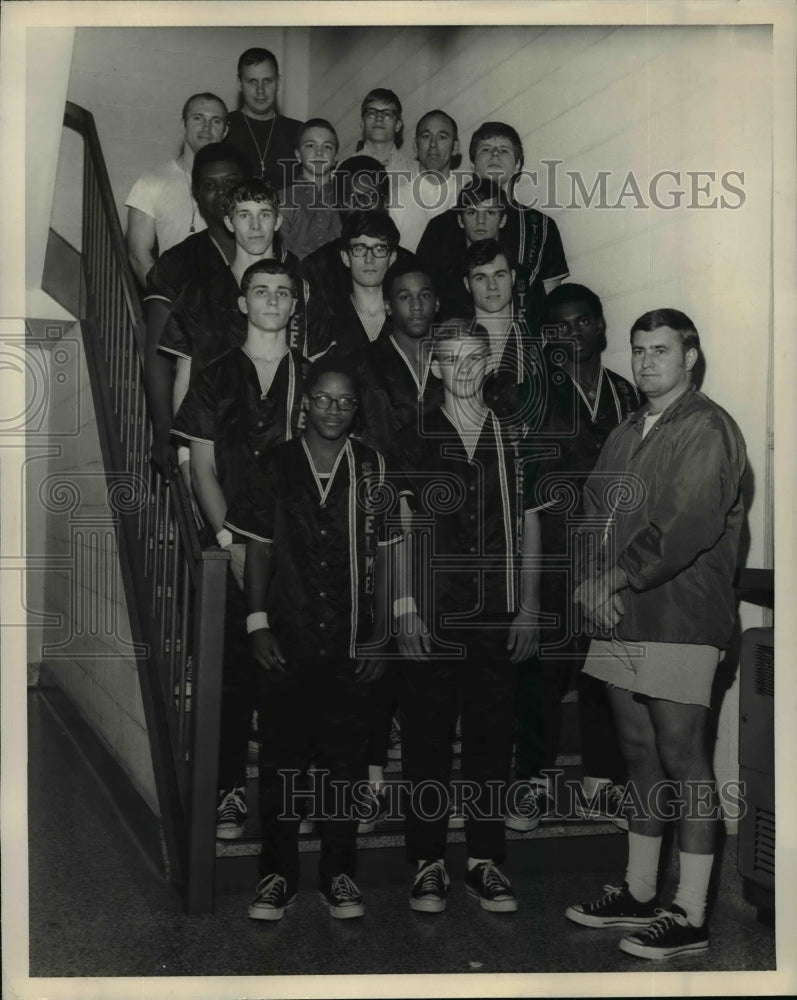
{"left": 300, "top": 158, "right": 416, "bottom": 329}
{"left": 225, "top": 356, "right": 401, "bottom": 920}
{"left": 320, "top": 210, "right": 400, "bottom": 356}
{"left": 356, "top": 88, "right": 413, "bottom": 179}
{"left": 172, "top": 259, "right": 308, "bottom": 841}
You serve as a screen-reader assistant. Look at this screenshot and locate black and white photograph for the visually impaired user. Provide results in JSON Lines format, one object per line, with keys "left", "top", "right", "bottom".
{"left": 1, "top": 1, "right": 795, "bottom": 998}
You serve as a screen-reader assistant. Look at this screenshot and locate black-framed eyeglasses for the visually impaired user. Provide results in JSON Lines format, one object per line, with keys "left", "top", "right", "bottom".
{"left": 363, "top": 107, "right": 397, "bottom": 121}
{"left": 348, "top": 242, "right": 391, "bottom": 258}
{"left": 309, "top": 393, "right": 359, "bottom": 411}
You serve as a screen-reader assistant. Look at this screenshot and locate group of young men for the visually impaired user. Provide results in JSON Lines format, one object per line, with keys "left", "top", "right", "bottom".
{"left": 130, "top": 46, "right": 748, "bottom": 962}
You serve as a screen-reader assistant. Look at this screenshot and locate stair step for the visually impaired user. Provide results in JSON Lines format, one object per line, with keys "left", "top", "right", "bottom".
{"left": 222, "top": 758, "right": 618, "bottom": 861}
{"left": 246, "top": 750, "right": 584, "bottom": 780}
{"left": 216, "top": 814, "right": 621, "bottom": 860}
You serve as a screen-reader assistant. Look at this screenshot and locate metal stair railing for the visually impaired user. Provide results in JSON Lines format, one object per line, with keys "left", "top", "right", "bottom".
{"left": 63, "top": 100, "right": 226, "bottom": 913}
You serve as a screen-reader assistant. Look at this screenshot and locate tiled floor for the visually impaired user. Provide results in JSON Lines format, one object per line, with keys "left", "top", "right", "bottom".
{"left": 26, "top": 691, "right": 776, "bottom": 980}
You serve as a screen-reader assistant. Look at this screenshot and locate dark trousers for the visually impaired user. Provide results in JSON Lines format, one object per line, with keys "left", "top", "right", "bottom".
{"left": 401, "top": 626, "right": 517, "bottom": 865}
{"left": 217, "top": 576, "right": 256, "bottom": 792}
{"left": 255, "top": 657, "right": 373, "bottom": 895}
{"left": 366, "top": 659, "right": 401, "bottom": 768}
{"left": 515, "top": 629, "right": 625, "bottom": 784}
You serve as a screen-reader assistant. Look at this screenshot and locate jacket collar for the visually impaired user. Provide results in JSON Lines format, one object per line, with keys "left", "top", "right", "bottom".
{"left": 631, "top": 382, "right": 697, "bottom": 432}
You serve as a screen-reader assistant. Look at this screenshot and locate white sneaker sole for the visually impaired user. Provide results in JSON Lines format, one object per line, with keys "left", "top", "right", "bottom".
{"left": 466, "top": 885, "right": 518, "bottom": 912}
{"left": 564, "top": 905, "right": 656, "bottom": 928}
{"left": 409, "top": 895, "right": 447, "bottom": 913}
{"left": 248, "top": 895, "right": 296, "bottom": 921}
{"left": 504, "top": 814, "right": 540, "bottom": 832}
{"left": 319, "top": 894, "right": 365, "bottom": 919}
{"left": 216, "top": 825, "right": 246, "bottom": 840}
{"left": 618, "top": 936, "right": 709, "bottom": 959}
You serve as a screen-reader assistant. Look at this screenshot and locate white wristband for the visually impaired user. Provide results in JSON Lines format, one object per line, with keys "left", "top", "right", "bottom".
{"left": 216, "top": 528, "right": 233, "bottom": 549}
{"left": 246, "top": 612, "right": 270, "bottom": 633}
{"left": 177, "top": 445, "right": 190, "bottom": 466}
{"left": 393, "top": 597, "right": 417, "bottom": 618}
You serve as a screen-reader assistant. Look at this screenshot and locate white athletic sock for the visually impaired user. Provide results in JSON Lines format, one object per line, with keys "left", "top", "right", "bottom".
{"left": 672, "top": 851, "right": 714, "bottom": 926}
{"left": 624, "top": 831, "right": 662, "bottom": 903}
{"left": 467, "top": 857, "right": 492, "bottom": 871}
{"left": 582, "top": 776, "right": 611, "bottom": 797}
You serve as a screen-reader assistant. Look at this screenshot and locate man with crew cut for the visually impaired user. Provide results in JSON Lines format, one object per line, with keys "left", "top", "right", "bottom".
{"left": 126, "top": 92, "right": 229, "bottom": 286}
{"left": 389, "top": 109, "right": 461, "bottom": 252}
{"left": 226, "top": 47, "right": 303, "bottom": 191}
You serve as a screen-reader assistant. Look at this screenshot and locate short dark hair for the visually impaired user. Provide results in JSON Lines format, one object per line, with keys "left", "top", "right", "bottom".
{"left": 191, "top": 142, "right": 250, "bottom": 190}
{"left": 463, "top": 238, "right": 515, "bottom": 277}
{"left": 297, "top": 118, "right": 339, "bottom": 151}
{"left": 429, "top": 318, "right": 489, "bottom": 361}
{"left": 181, "top": 92, "right": 227, "bottom": 123}
{"left": 543, "top": 283, "right": 607, "bottom": 353}
{"left": 416, "top": 109, "right": 458, "bottom": 140}
{"left": 543, "top": 283, "right": 604, "bottom": 322}
{"left": 305, "top": 354, "right": 362, "bottom": 398}
{"left": 334, "top": 155, "right": 389, "bottom": 211}
{"left": 382, "top": 255, "right": 435, "bottom": 301}
{"left": 630, "top": 308, "right": 701, "bottom": 354}
{"left": 456, "top": 176, "right": 508, "bottom": 211}
{"left": 360, "top": 88, "right": 402, "bottom": 118}
{"left": 468, "top": 121, "right": 524, "bottom": 170}
{"left": 223, "top": 178, "right": 280, "bottom": 218}
{"left": 237, "top": 47, "right": 279, "bottom": 78}
{"left": 240, "top": 259, "right": 299, "bottom": 296}
{"left": 341, "top": 209, "right": 400, "bottom": 249}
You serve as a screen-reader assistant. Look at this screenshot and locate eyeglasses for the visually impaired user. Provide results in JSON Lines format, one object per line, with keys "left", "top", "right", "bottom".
{"left": 309, "top": 393, "right": 359, "bottom": 411}
{"left": 348, "top": 242, "right": 391, "bottom": 258}
{"left": 363, "top": 107, "right": 397, "bottom": 121}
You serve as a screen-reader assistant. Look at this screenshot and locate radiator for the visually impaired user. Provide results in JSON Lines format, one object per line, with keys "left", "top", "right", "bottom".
{"left": 737, "top": 627, "right": 775, "bottom": 913}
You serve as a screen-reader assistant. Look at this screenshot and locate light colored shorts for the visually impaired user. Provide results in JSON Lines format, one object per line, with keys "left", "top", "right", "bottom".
{"left": 582, "top": 638, "right": 720, "bottom": 707}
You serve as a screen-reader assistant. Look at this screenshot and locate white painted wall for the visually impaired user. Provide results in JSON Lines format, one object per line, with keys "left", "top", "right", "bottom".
{"left": 51, "top": 25, "right": 310, "bottom": 244}
{"left": 26, "top": 28, "right": 75, "bottom": 313}
{"left": 29, "top": 330, "right": 158, "bottom": 812}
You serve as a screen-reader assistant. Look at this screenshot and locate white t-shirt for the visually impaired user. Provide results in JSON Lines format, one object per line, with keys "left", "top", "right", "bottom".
{"left": 389, "top": 171, "right": 460, "bottom": 252}
{"left": 642, "top": 411, "right": 664, "bottom": 439}
{"left": 125, "top": 159, "right": 206, "bottom": 252}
